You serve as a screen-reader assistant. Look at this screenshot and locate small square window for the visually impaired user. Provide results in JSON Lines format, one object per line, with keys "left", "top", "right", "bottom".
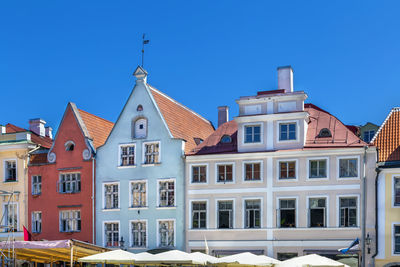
{"left": 159, "top": 181, "right": 175, "bottom": 207}
{"left": 279, "top": 161, "right": 296, "bottom": 180}
{"left": 120, "top": 145, "right": 135, "bottom": 166}
{"left": 217, "top": 164, "right": 233, "bottom": 182}
{"left": 339, "top": 158, "right": 358, "bottom": 178}
{"left": 244, "top": 163, "right": 261, "bottom": 181}
{"left": 192, "top": 165, "right": 207, "bottom": 183}
{"left": 144, "top": 143, "right": 160, "bottom": 164}
{"left": 244, "top": 125, "right": 261, "bottom": 143}
{"left": 309, "top": 159, "right": 327, "bottom": 178}
{"left": 279, "top": 123, "right": 296, "bottom": 141}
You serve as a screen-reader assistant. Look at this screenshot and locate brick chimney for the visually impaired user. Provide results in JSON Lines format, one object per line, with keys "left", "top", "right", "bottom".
{"left": 218, "top": 106, "right": 229, "bottom": 128}
{"left": 29, "top": 119, "right": 46, "bottom": 137}
{"left": 45, "top": 126, "right": 53, "bottom": 139}
{"left": 277, "top": 66, "right": 294, "bottom": 93}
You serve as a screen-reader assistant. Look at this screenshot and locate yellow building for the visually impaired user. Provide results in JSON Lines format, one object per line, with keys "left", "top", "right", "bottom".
{"left": 0, "top": 121, "right": 52, "bottom": 242}
{"left": 372, "top": 108, "right": 400, "bottom": 267}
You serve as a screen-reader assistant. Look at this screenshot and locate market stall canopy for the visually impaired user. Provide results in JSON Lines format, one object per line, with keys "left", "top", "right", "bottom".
{"left": 135, "top": 249, "right": 205, "bottom": 265}
{"left": 215, "top": 252, "right": 280, "bottom": 266}
{"left": 0, "top": 239, "right": 108, "bottom": 263}
{"left": 78, "top": 249, "right": 140, "bottom": 264}
{"left": 277, "top": 254, "right": 350, "bottom": 267}
{"left": 190, "top": 252, "right": 219, "bottom": 264}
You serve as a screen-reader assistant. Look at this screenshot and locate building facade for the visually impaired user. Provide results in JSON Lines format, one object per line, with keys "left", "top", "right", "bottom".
{"left": 185, "top": 66, "right": 377, "bottom": 266}
{"left": 95, "top": 66, "right": 214, "bottom": 251}
{"left": 373, "top": 108, "right": 400, "bottom": 267}
{"left": 28, "top": 103, "right": 113, "bottom": 243}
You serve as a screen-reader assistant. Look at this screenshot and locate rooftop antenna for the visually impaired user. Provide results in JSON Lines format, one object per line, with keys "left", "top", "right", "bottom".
{"left": 141, "top": 34, "right": 150, "bottom": 67}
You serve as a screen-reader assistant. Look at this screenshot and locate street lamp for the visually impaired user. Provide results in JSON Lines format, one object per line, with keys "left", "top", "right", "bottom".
{"left": 120, "top": 236, "right": 125, "bottom": 250}
{"left": 366, "top": 233, "right": 371, "bottom": 254}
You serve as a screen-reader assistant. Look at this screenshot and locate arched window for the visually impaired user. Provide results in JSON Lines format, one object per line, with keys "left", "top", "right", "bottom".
{"left": 65, "top": 141, "right": 75, "bottom": 151}
{"left": 220, "top": 135, "right": 232, "bottom": 144}
{"left": 134, "top": 118, "right": 147, "bottom": 138}
{"left": 137, "top": 105, "right": 143, "bottom": 111}
{"left": 318, "top": 128, "right": 332, "bottom": 138}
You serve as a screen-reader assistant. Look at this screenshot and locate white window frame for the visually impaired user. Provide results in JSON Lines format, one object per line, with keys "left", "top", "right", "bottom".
{"left": 31, "top": 211, "right": 42, "bottom": 233}
{"left": 157, "top": 178, "right": 176, "bottom": 208}
{"left": 189, "top": 163, "right": 209, "bottom": 184}
{"left": 393, "top": 175, "right": 400, "bottom": 208}
{"left": 392, "top": 222, "right": 400, "bottom": 256}
{"left": 242, "top": 123, "right": 263, "bottom": 145}
{"left": 276, "top": 196, "right": 298, "bottom": 228}
{"left": 129, "top": 219, "right": 148, "bottom": 249}
{"left": 189, "top": 199, "right": 208, "bottom": 229}
{"left": 59, "top": 210, "right": 81, "bottom": 233}
{"left": 3, "top": 158, "right": 17, "bottom": 182}
{"left": 215, "top": 198, "right": 235, "bottom": 229}
{"left": 337, "top": 155, "right": 360, "bottom": 180}
{"left": 306, "top": 195, "right": 329, "bottom": 228}
{"left": 2, "top": 202, "right": 19, "bottom": 232}
{"left": 276, "top": 159, "right": 298, "bottom": 181}
{"left": 156, "top": 219, "right": 176, "bottom": 248}
{"left": 336, "top": 194, "right": 360, "bottom": 228}
{"left": 242, "top": 197, "right": 263, "bottom": 229}
{"left": 276, "top": 120, "right": 299, "bottom": 143}
{"left": 118, "top": 143, "right": 136, "bottom": 168}
{"left": 58, "top": 172, "right": 81, "bottom": 193}
{"left": 133, "top": 117, "right": 147, "bottom": 139}
{"left": 306, "top": 157, "right": 329, "bottom": 180}
{"left": 31, "top": 175, "right": 42, "bottom": 195}
{"left": 363, "top": 130, "right": 375, "bottom": 143}
{"left": 129, "top": 180, "right": 148, "bottom": 209}
{"left": 242, "top": 160, "right": 263, "bottom": 182}
{"left": 102, "top": 182, "right": 120, "bottom": 211}
{"left": 103, "top": 220, "right": 120, "bottom": 247}
{"left": 142, "top": 141, "right": 161, "bottom": 165}
{"left": 215, "top": 162, "right": 236, "bottom": 183}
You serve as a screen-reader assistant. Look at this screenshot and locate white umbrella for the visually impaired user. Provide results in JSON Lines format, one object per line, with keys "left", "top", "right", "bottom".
{"left": 190, "top": 252, "right": 219, "bottom": 264}
{"left": 277, "top": 254, "right": 350, "bottom": 267}
{"left": 216, "top": 252, "right": 280, "bottom": 266}
{"left": 135, "top": 249, "right": 205, "bottom": 265}
{"left": 78, "top": 249, "right": 139, "bottom": 264}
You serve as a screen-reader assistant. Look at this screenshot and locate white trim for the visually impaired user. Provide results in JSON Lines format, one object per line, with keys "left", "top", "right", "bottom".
{"left": 370, "top": 107, "right": 400, "bottom": 143}
{"left": 276, "top": 120, "right": 299, "bottom": 143}
{"left": 118, "top": 143, "right": 137, "bottom": 168}
{"left": 392, "top": 222, "right": 400, "bottom": 256}
{"left": 156, "top": 218, "right": 176, "bottom": 248}
{"left": 3, "top": 158, "right": 17, "bottom": 182}
{"left": 129, "top": 179, "right": 148, "bottom": 209}
{"left": 266, "top": 157, "right": 273, "bottom": 240}
{"left": 306, "top": 157, "right": 329, "bottom": 180}
{"left": 102, "top": 181, "right": 120, "bottom": 210}
{"left": 189, "top": 199, "right": 209, "bottom": 230}
{"left": 376, "top": 171, "right": 386, "bottom": 259}
{"left": 102, "top": 220, "right": 120, "bottom": 247}
{"left": 142, "top": 140, "right": 161, "bottom": 164}
{"left": 157, "top": 178, "right": 176, "bottom": 208}
{"left": 234, "top": 111, "right": 308, "bottom": 123}
{"left": 276, "top": 158, "right": 298, "bottom": 181}
{"left": 276, "top": 196, "right": 298, "bottom": 228}
{"left": 189, "top": 163, "right": 209, "bottom": 184}
{"left": 242, "top": 197, "right": 263, "bottom": 228}
{"left": 242, "top": 123, "right": 264, "bottom": 145}
{"left": 392, "top": 175, "right": 400, "bottom": 208}
{"left": 336, "top": 155, "right": 360, "bottom": 180}
{"left": 242, "top": 160, "right": 263, "bottom": 182}
{"left": 306, "top": 195, "right": 329, "bottom": 228}
{"left": 215, "top": 162, "right": 236, "bottom": 184}
{"left": 266, "top": 121, "right": 274, "bottom": 150}
{"left": 336, "top": 194, "right": 360, "bottom": 228}
{"left": 215, "top": 198, "right": 236, "bottom": 229}
{"left": 2, "top": 201, "right": 19, "bottom": 231}
{"left": 129, "top": 219, "right": 148, "bottom": 249}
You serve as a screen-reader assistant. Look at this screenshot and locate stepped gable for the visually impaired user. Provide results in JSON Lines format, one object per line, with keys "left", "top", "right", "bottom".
{"left": 371, "top": 107, "right": 400, "bottom": 162}
{"left": 6, "top": 123, "right": 53, "bottom": 149}
{"left": 148, "top": 86, "right": 215, "bottom": 154}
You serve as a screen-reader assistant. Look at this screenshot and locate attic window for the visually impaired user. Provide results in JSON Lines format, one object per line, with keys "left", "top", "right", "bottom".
{"left": 137, "top": 105, "right": 143, "bottom": 111}
{"left": 65, "top": 141, "right": 75, "bottom": 151}
{"left": 318, "top": 128, "right": 332, "bottom": 138}
{"left": 134, "top": 118, "right": 147, "bottom": 138}
{"left": 194, "top": 138, "right": 203, "bottom": 145}
{"left": 221, "top": 135, "right": 232, "bottom": 144}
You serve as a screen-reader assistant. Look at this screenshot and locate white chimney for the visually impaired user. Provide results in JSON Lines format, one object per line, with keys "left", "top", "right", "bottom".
{"left": 0, "top": 125, "right": 5, "bottom": 134}
{"left": 45, "top": 126, "right": 53, "bottom": 139}
{"left": 29, "top": 118, "right": 46, "bottom": 137}
{"left": 218, "top": 106, "right": 229, "bottom": 128}
{"left": 277, "top": 66, "right": 294, "bottom": 93}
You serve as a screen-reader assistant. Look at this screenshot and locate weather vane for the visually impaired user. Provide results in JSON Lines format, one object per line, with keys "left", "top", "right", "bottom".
{"left": 142, "top": 34, "right": 150, "bottom": 67}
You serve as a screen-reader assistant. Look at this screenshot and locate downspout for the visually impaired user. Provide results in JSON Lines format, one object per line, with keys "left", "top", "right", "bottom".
{"left": 92, "top": 156, "right": 95, "bottom": 244}
{"left": 362, "top": 146, "right": 367, "bottom": 267}
{"left": 372, "top": 146, "right": 381, "bottom": 261}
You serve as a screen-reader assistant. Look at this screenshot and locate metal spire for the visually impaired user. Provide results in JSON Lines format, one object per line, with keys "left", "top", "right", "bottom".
{"left": 141, "top": 34, "right": 150, "bottom": 67}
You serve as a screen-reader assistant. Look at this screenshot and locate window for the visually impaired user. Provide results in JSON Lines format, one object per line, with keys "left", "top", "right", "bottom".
{"left": 65, "top": 141, "right": 75, "bottom": 151}
{"left": 4, "top": 160, "right": 16, "bottom": 182}
{"left": 120, "top": 145, "right": 135, "bottom": 166}
{"left": 144, "top": 142, "right": 160, "bottom": 164}
{"left": 279, "top": 123, "right": 296, "bottom": 141}
{"left": 158, "top": 220, "right": 174, "bottom": 247}
{"left": 395, "top": 225, "right": 400, "bottom": 254}
{"left": 192, "top": 202, "right": 206, "bottom": 229}
{"left": 32, "top": 212, "right": 42, "bottom": 233}
{"left": 394, "top": 177, "right": 400, "bottom": 206}
{"left": 104, "top": 184, "right": 119, "bottom": 209}
{"left": 131, "top": 181, "right": 146, "bottom": 208}
{"left": 217, "top": 164, "right": 233, "bottom": 182}
{"left": 159, "top": 180, "right": 175, "bottom": 207}
{"left": 363, "top": 130, "right": 375, "bottom": 143}
{"left": 279, "top": 161, "right": 296, "bottom": 180}
{"left": 220, "top": 135, "right": 232, "bottom": 143}
{"left": 309, "top": 159, "right": 327, "bottom": 179}
{"left": 192, "top": 165, "right": 207, "bottom": 183}
{"left": 309, "top": 198, "right": 326, "bottom": 227}
{"left": 59, "top": 173, "right": 81, "bottom": 193}
{"left": 339, "top": 158, "right": 358, "bottom": 178}
{"left": 279, "top": 199, "right": 296, "bottom": 228}
{"left": 318, "top": 128, "right": 332, "bottom": 138}
{"left": 104, "top": 222, "right": 119, "bottom": 247}
{"left": 245, "top": 200, "right": 261, "bottom": 228}
{"left": 218, "top": 201, "right": 233, "bottom": 229}
{"left": 32, "top": 175, "right": 42, "bottom": 195}
{"left": 131, "top": 221, "right": 146, "bottom": 247}
{"left": 2, "top": 203, "right": 18, "bottom": 232}
{"left": 244, "top": 125, "right": 261, "bottom": 143}
{"left": 244, "top": 162, "right": 261, "bottom": 181}
{"left": 134, "top": 118, "right": 147, "bottom": 139}
{"left": 277, "top": 253, "right": 298, "bottom": 261}
{"left": 59, "top": 210, "right": 81, "bottom": 232}
{"left": 339, "top": 197, "right": 357, "bottom": 227}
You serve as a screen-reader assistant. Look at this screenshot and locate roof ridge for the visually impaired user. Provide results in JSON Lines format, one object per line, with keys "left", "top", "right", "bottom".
{"left": 371, "top": 107, "right": 400, "bottom": 143}
{"left": 148, "top": 84, "right": 213, "bottom": 125}
{"left": 77, "top": 108, "right": 114, "bottom": 125}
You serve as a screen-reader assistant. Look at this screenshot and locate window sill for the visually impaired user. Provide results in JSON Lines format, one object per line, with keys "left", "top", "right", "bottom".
{"left": 142, "top": 163, "right": 161, "bottom": 167}
{"left": 59, "top": 191, "right": 81, "bottom": 194}
{"left": 32, "top": 193, "right": 41, "bottom": 197}
{"left": 129, "top": 206, "right": 148, "bottom": 210}
{"left": 337, "top": 177, "right": 360, "bottom": 180}
{"left": 129, "top": 246, "right": 148, "bottom": 249}
{"left": 278, "top": 178, "right": 297, "bottom": 181}
{"left": 191, "top": 181, "right": 208, "bottom": 184}
{"left": 243, "top": 179, "right": 263, "bottom": 183}
{"left": 102, "top": 208, "right": 120, "bottom": 212}
{"left": 307, "top": 177, "right": 329, "bottom": 181}
{"left": 3, "top": 180, "right": 18, "bottom": 183}
{"left": 61, "top": 231, "right": 81, "bottom": 234}
{"left": 118, "top": 165, "right": 137, "bottom": 169}
{"left": 216, "top": 180, "right": 234, "bottom": 183}
{"left": 156, "top": 206, "right": 176, "bottom": 210}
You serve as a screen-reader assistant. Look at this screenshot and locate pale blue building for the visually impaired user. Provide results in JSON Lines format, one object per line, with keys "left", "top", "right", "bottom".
{"left": 95, "top": 66, "right": 214, "bottom": 251}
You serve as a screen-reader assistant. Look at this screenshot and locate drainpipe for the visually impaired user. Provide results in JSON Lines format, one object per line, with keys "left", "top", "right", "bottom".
{"left": 92, "top": 157, "right": 95, "bottom": 244}
{"left": 371, "top": 167, "right": 380, "bottom": 262}
{"left": 361, "top": 146, "right": 367, "bottom": 267}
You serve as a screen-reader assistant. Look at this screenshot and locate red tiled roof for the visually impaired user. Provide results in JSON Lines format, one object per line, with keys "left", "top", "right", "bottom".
{"left": 6, "top": 123, "right": 53, "bottom": 149}
{"left": 29, "top": 153, "right": 48, "bottom": 165}
{"left": 372, "top": 108, "right": 400, "bottom": 162}
{"left": 149, "top": 86, "right": 215, "bottom": 154}
{"left": 77, "top": 109, "right": 114, "bottom": 148}
{"left": 345, "top": 125, "right": 360, "bottom": 136}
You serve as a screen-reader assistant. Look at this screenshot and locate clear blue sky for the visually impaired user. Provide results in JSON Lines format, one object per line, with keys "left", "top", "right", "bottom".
{"left": 1, "top": 1, "right": 399, "bottom": 131}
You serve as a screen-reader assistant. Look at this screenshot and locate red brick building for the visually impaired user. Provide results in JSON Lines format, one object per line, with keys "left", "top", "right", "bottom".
{"left": 28, "top": 103, "right": 113, "bottom": 243}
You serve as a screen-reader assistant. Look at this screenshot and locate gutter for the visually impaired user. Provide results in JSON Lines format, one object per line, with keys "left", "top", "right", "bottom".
{"left": 92, "top": 156, "right": 95, "bottom": 244}
{"left": 372, "top": 167, "right": 380, "bottom": 261}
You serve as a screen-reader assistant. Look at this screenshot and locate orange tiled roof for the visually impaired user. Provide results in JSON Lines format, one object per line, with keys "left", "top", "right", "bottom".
{"left": 6, "top": 123, "right": 53, "bottom": 149}
{"left": 148, "top": 86, "right": 215, "bottom": 154}
{"left": 29, "top": 152, "right": 48, "bottom": 165}
{"left": 372, "top": 108, "right": 400, "bottom": 162}
{"left": 77, "top": 109, "right": 114, "bottom": 148}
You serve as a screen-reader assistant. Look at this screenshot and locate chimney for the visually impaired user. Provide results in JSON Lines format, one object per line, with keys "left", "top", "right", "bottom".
{"left": 29, "top": 118, "right": 46, "bottom": 137}
{"left": 0, "top": 125, "right": 5, "bottom": 134}
{"left": 277, "top": 66, "right": 294, "bottom": 93}
{"left": 45, "top": 126, "right": 53, "bottom": 139}
{"left": 218, "top": 106, "right": 229, "bottom": 128}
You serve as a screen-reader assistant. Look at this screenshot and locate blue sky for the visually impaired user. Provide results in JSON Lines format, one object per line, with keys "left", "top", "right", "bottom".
{"left": 1, "top": 1, "right": 399, "bottom": 131}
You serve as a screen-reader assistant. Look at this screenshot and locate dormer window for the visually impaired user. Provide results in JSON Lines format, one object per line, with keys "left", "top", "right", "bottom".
{"left": 318, "top": 128, "right": 332, "bottom": 138}
{"left": 134, "top": 118, "right": 147, "bottom": 139}
{"left": 137, "top": 105, "right": 143, "bottom": 111}
{"left": 244, "top": 125, "right": 261, "bottom": 143}
{"left": 279, "top": 123, "right": 296, "bottom": 141}
{"left": 221, "top": 135, "right": 232, "bottom": 144}
{"left": 65, "top": 141, "right": 75, "bottom": 151}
